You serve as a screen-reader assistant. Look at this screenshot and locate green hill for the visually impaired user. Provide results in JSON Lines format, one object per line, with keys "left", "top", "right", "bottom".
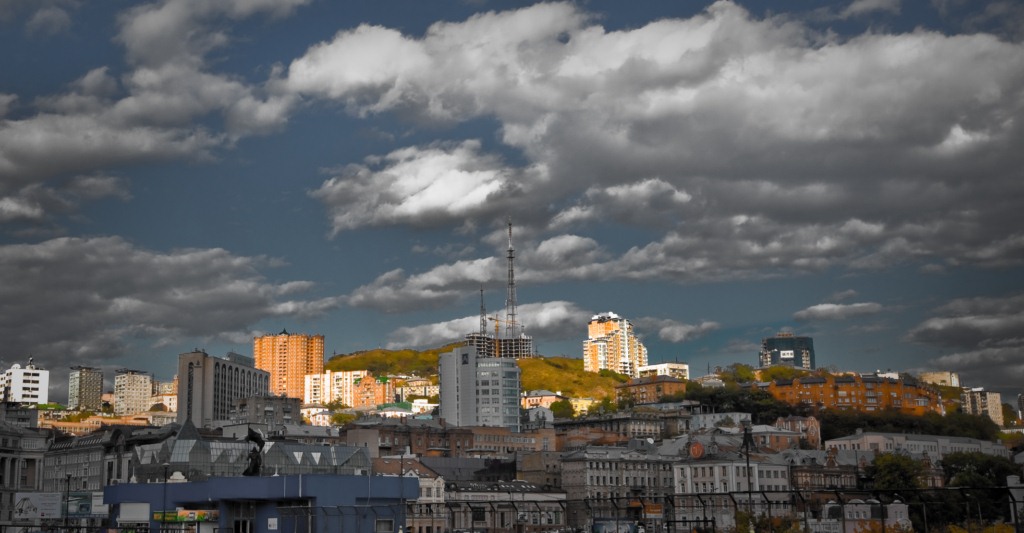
{"left": 518, "top": 356, "right": 627, "bottom": 399}
{"left": 326, "top": 346, "right": 626, "bottom": 399}
{"left": 325, "top": 343, "right": 461, "bottom": 378}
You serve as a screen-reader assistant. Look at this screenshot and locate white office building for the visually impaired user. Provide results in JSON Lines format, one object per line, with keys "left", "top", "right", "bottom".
{"left": 439, "top": 346, "right": 520, "bottom": 431}
{"left": 0, "top": 359, "right": 49, "bottom": 404}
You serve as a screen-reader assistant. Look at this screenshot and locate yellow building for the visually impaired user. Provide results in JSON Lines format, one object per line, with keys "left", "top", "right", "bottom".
{"left": 253, "top": 329, "right": 325, "bottom": 399}
{"left": 583, "top": 312, "right": 648, "bottom": 377}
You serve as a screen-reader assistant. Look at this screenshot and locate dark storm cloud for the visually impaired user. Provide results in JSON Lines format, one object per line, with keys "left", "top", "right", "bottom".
{"left": 0, "top": 236, "right": 341, "bottom": 369}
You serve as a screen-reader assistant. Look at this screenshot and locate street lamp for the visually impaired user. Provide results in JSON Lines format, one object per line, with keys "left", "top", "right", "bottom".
{"left": 162, "top": 463, "right": 171, "bottom": 530}
{"left": 63, "top": 472, "right": 72, "bottom": 528}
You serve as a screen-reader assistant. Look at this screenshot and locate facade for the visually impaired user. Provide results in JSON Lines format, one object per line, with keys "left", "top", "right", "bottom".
{"left": 176, "top": 350, "right": 270, "bottom": 427}
{"left": 68, "top": 366, "right": 104, "bottom": 411}
{"left": 114, "top": 369, "right": 153, "bottom": 416}
{"left": 825, "top": 429, "right": 1009, "bottom": 461}
{"left": 774, "top": 415, "right": 822, "bottom": 449}
{"left": 445, "top": 480, "right": 566, "bottom": 533}
{"left": 759, "top": 332, "right": 815, "bottom": 369}
{"left": 253, "top": 329, "right": 324, "bottom": 399}
{"left": 961, "top": 387, "right": 1004, "bottom": 426}
{"left": 755, "top": 373, "right": 943, "bottom": 415}
{"left": 438, "top": 346, "right": 521, "bottom": 431}
{"left": 918, "top": 371, "right": 960, "bottom": 388}
{"left": 352, "top": 375, "right": 395, "bottom": 410}
{"left": 638, "top": 362, "right": 690, "bottom": 380}
{"left": 521, "top": 390, "right": 567, "bottom": 409}
{"left": 0, "top": 359, "right": 48, "bottom": 404}
{"left": 561, "top": 440, "right": 673, "bottom": 530}
{"left": 225, "top": 395, "right": 301, "bottom": 429}
{"left": 616, "top": 375, "right": 687, "bottom": 404}
{"left": 583, "top": 312, "right": 648, "bottom": 378}
{"left": 104, "top": 474, "right": 416, "bottom": 533}
{"left": 304, "top": 369, "right": 370, "bottom": 406}
{"left": 555, "top": 410, "right": 664, "bottom": 450}
{"left": 0, "top": 422, "right": 46, "bottom": 523}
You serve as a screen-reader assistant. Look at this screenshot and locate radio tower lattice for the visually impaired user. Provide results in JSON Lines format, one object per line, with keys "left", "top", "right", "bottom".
{"left": 504, "top": 219, "right": 518, "bottom": 339}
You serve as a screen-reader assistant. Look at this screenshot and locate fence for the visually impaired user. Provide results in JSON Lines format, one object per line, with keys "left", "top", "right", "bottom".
{"left": 2, "top": 486, "right": 1022, "bottom": 533}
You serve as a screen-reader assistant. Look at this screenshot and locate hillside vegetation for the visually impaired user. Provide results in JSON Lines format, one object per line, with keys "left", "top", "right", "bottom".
{"left": 518, "top": 356, "right": 627, "bottom": 399}
{"left": 326, "top": 345, "right": 626, "bottom": 399}
{"left": 325, "top": 344, "right": 461, "bottom": 378}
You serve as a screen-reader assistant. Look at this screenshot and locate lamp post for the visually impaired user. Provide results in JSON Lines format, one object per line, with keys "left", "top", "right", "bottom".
{"left": 162, "top": 463, "right": 170, "bottom": 531}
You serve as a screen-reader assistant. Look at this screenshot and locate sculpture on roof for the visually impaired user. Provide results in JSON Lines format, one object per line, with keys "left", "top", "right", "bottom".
{"left": 242, "top": 426, "right": 266, "bottom": 476}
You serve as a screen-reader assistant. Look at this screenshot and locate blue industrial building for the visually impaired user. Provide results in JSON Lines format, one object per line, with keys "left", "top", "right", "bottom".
{"left": 104, "top": 474, "right": 418, "bottom": 533}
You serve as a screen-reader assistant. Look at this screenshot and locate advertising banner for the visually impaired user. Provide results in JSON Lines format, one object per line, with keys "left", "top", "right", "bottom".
{"left": 14, "top": 492, "right": 61, "bottom": 519}
{"left": 153, "top": 509, "right": 220, "bottom": 522}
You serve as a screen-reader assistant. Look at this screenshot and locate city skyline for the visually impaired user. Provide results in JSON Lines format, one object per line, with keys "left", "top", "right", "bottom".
{"left": 1, "top": 1, "right": 1023, "bottom": 402}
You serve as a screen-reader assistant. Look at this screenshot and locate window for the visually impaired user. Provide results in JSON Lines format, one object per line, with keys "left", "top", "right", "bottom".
{"left": 375, "top": 519, "right": 394, "bottom": 533}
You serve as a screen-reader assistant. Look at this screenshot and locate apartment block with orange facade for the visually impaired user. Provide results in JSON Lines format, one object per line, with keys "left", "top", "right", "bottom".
{"left": 615, "top": 375, "right": 687, "bottom": 405}
{"left": 253, "top": 329, "right": 324, "bottom": 400}
{"left": 755, "top": 373, "right": 943, "bottom": 415}
{"left": 351, "top": 375, "right": 395, "bottom": 410}
{"left": 583, "top": 312, "right": 648, "bottom": 378}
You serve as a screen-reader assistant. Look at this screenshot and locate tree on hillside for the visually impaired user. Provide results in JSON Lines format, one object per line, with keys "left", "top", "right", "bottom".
{"left": 684, "top": 386, "right": 801, "bottom": 424}
{"left": 865, "top": 452, "right": 924, "bottom": 491}
{"left": 759, "top": 365, "right": 810, "bottom": 381}
{"left": 718, "top": 363, "right": 756, "bottom": 385}
{"left": 941, "top": 452, "right": 1019, "bottom": 487}
{"left": 1002, "top": 403, "right": 1019, "bottom": 426}
{"left": 550, "top": 399, "right": 574, "bottom": 419}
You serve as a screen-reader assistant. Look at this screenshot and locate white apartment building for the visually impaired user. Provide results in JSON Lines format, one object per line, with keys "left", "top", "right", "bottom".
{"left": 304, "top": 369, "right": 369, "bottom": 406}
{"left": 1, "top": 359, "right": 49, "bottom": 404}
{"left": 638, "top": 362, "right": 690, "bottom": 380}
{"left": 113, "top": 369, "right": 153, "bottom": 416}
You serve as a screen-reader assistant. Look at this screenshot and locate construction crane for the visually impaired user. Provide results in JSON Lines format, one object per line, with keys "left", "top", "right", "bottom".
{"left": 487, "top": 314, "right": 502, "bottom": 358}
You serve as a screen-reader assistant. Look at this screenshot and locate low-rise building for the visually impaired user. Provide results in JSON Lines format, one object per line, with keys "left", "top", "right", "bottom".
{"left": 616, "top": 375, "right": 687, "bottom": 405}
{"left": 754, "top": 373, "right": 942, "bottom": 415}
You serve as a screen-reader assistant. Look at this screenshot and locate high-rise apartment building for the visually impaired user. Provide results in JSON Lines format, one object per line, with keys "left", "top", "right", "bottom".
{"left": 962, "top": 387, "right": 1003, "bottom": 426}
{"left": 253, "top": 329, "right": 325, "bottom": 399}
{"left": 439, "top": 346, "right": 521, "bottom": 431}
{"left": 304, "top": 369, "right": 369, "bottom": 406}
{"left": 759, "top": 332, "right": 816, "bottom": 370}
{"left": 68, "top": 366, "right": 103, "bottom": 411}
{"left": 583, "top": 312, "right": 648, "bottom": 378}
{"left": 0, "top": 359, "right": 49, "bottom": 405}
{"left": 177, "top": 350, "right": 270, "bottom": 427}
{"left": 113, "top": 369, "right": 153, "bottom": 416}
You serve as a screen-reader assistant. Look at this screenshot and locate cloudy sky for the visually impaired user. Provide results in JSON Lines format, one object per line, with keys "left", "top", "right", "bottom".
{"left": 2, "top": 0, "right": 1023, "bottom": 402}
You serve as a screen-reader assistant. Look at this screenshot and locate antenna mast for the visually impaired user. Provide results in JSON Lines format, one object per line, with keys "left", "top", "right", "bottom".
{"left": 479, "top": 286, "right": 487, "bottom": 335}
{"left": 504, "top": 218, "right": 518, "bottom": 338}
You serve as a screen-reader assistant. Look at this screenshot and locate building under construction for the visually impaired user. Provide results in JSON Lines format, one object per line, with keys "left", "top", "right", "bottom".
{"left": 464, "top": 220, "right": 535, "bottom": 359}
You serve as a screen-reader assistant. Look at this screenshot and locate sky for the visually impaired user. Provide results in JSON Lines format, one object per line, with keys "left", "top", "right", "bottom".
{"left": 2, "top": 0, "right": 1024, "bottom": 404}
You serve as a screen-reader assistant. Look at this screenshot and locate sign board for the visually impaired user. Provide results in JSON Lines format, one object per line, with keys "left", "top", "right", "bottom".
{"left": 780, "top": 350, "right": 794, "bottom": 359}
{"left": 14, "top": 492, "right": 61, "bottom": 519}
{"left": 67, "top": 491, "right": 94, "bottom": 517}
{"left": 154, "top": 509, "right": 220, "bottom": 522}
{"left": 268, "top": 517, "right": 278, "bottom": 530}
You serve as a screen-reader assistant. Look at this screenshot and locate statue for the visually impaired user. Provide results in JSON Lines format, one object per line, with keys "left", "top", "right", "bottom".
{"left": 242, "top": 445, "right": 262, "bottom": 476}
{"left": 241, "top": 426, "right": 265, "bottom": 476}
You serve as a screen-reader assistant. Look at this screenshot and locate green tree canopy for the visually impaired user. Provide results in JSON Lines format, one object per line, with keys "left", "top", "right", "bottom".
{"left": 865, "top": 452, "right": 925, "bottom": 491}
{"left": 550, "top": 399, "right": 575, "bottom": 419}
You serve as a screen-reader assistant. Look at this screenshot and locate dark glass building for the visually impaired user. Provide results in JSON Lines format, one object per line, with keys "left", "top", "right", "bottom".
{"left": 759, "top": 332, "right": 815, "bottom": 369}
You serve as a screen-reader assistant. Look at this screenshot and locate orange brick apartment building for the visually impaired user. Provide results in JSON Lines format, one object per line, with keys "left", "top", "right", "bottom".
{"left": 754, "top": 373, "right": 943, "bottom": 415}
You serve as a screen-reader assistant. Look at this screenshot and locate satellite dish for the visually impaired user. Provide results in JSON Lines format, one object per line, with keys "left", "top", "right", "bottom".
{"left": 646, "top": 437, "right": 654, "bottom": 444}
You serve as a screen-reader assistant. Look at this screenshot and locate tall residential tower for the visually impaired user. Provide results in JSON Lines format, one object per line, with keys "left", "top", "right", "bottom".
{"left": 68, "top": 366, "right": 103, "bottom": 411}
{"left": 583, "top": 312, "right": 648, "bottom": 378}
{"left": 253, "top": 329, "right": 325, "bottom": 399}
